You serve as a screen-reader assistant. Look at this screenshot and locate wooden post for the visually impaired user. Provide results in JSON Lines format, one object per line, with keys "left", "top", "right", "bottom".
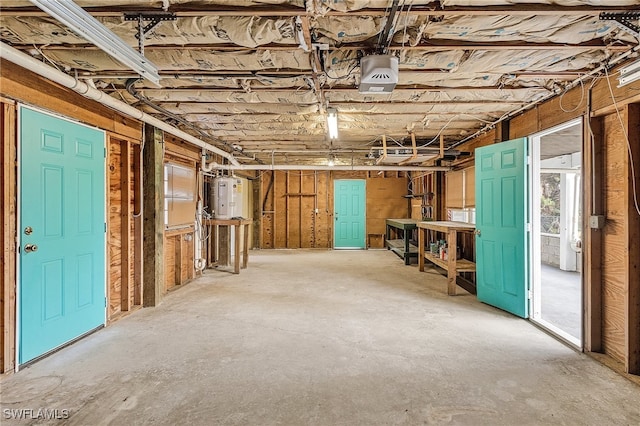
{"left": 243, "top": 223, "right": 250, "bottom": 269}
{"left": 1, "top": 101, "right": 17, "bottom": 373}
{"left": 219, "top": 226, "right": 230, "bottom": 266}
{"left": 434, "top": 171, "right": 446, "bottom": 221}
{"left": 285, "top": 171, "right": 290, "bottom": 248}
{"left": 175, "top": 235, "right": 183, "bottom": 285}
{"left": 120, "top": 139, "right": 131, "bottom": 311}
{"left": 252, "top": 176, "right": 261, "bottom": 249}
{"left": 418, "top": 227, "right": 425, "bottom": 272}
{"left": 625, "top": 104, "right": 640, "bottom": 374}
{"left": 584, "top": 115, "right": 604, "bottom": 353}
{"left": 446, "top": 229, "right": 457, "bottom": 296}
{"left": 234, "top": 223, "right": 241, "bottom": 274}
{"left": 132, "top": 144, "right": 143, "bottom": 306}
{"left": 142, "top": 124, "right": 164, "bottom": 307}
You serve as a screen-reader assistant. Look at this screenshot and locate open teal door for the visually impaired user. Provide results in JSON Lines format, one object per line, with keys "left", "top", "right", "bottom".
{"left": 334, "top": 179, "right": 365, "bottom": 249}
{"left": 19, "top": 107, "right": 106, "bottom": 364}
{"left": 475, "top": 138, "right": 528, "bottom": 318}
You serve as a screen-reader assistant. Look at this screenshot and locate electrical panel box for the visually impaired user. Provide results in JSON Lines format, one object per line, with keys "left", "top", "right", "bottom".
{"left": 213, "top": 177, "right": 243, "bottom": 219}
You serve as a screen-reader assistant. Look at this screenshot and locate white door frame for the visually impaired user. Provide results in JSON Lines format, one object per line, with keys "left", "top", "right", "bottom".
{"left": 529, "top": 117, "right": 583, "bottom": 348}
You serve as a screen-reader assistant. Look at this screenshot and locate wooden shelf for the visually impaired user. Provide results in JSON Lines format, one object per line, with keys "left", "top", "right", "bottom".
{"left": 417, "top": 220, "right": 476, "bottom": 295}
{"left": 386, "top": 238, "right": 418, "bottom": 254}
{"left": 423, "top": 253, "right": 475, "bottom": 272}
{"left": 385, "top": 219, "right": 419, "bottom": 265}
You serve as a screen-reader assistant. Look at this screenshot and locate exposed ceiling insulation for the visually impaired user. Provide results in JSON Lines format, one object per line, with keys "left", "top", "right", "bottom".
{"left": 1, "top": 0, "right": 638, "bottom": 166}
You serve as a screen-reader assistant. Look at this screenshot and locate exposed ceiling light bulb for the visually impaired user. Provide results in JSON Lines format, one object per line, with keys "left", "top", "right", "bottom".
{"left": 328, "top": 153, "right": 335, "bottom": 167}
{"left": 327, "top": 107, "right": 339, "bottom": 139}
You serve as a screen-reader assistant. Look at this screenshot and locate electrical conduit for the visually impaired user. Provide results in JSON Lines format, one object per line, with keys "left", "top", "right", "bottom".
{"left": 0, "top": 41, "right": 239, "bottom": 166}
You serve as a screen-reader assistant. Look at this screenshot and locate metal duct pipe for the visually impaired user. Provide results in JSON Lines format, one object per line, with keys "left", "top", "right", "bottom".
{"left": 0, "top": 41, "right": 239, "bottom": 166}
{"left": 211, "top": 164, "right": 450, "bottom": 172}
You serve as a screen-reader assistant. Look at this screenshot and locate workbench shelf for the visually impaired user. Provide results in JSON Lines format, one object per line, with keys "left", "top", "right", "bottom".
{"left": 417, "top": 221, "right": 476, "bottom": 295}
{"left": 385, "top": 218, "right": 419, "bottom": 265}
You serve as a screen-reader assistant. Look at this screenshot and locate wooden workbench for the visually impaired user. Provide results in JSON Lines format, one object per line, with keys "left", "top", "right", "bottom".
{"left": 385, "top": 218, "right": 419, "bottom": 265}
{"left": 417, "top": 221, "right": 476, "bottom": 295}
{"left": 205, "top": 218, "right": 251, "bottom": 274}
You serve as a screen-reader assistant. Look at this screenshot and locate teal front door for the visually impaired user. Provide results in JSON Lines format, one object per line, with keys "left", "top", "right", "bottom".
{"left": 19, "top": 106, "right": 106, "bottom": 364}
{"left": 475, "top": 138, "right": 528, "bottom": 318}
{"left": 334, "top": 179, "right": 365, "bottom": 249}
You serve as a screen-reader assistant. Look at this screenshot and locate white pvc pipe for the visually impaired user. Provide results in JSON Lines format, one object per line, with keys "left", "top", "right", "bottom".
{"left": 0, "top": 41, "right": 239, "bottom": 166}
{"left": 201, "top": 150, "right": 216, "bottom": 172}
{"left": 211, "top": 163, "right": 450, "bottom": 172}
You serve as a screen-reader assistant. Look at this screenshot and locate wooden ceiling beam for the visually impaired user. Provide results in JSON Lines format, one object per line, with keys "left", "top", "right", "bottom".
{"left": 19, "top": 42, "right": 631, "bottom": 52}
{"left": 3, "top": 4, "right": 635, "bottom": 17}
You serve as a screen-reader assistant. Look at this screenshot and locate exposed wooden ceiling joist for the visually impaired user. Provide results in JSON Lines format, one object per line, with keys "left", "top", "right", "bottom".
{"left": 23, "top": 42, "right": 631, "bottom": 52}
{"left": 2, "top": 1, "right": 637, "bottom": 166}
{"left": 3, "top": 4, "right": 637, "bottom": 17}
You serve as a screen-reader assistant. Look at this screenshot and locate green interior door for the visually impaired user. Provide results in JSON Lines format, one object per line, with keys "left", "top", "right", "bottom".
{"left": 334, "top": 179, "right": 365, "bottom": 249}
{"left": 475, "top": 138, "right": 528, "bottom": 318}
{"left": 19, "top": 106, "right": 106, "bottom": 364}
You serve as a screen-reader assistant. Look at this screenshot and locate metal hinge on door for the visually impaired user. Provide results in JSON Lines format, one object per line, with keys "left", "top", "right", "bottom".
{"left": 528, "top": 290, "right": 533, "bottom": 300}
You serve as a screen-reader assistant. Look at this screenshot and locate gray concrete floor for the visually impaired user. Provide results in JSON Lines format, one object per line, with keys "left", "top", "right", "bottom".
{"left": 540, "top": 264, "right": 581, "bottom": 340}
{"left": 1, "top": 249, "right": 639, "bottom": 425}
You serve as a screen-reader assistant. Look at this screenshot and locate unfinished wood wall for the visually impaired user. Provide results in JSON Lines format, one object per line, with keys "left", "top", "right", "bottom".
{"left": 0, "top": 61, "right": 143, "bottom": 372}
{"left": 452, "top": 69, "right": 640, "bottom": 375}
{"left": 107, "top": 136, "right": 142, "bottom": 321}
{"left": 260, "top": 171, "right": 408, "bottom": 249}
{"left": 597, "top": 104, "right": 640, "bottom": 373}
{"left": 1, "top": 99, "right": 17, "bottom": 374}
{"left": 163, "top": 137, "right": 201, "bottom": 291}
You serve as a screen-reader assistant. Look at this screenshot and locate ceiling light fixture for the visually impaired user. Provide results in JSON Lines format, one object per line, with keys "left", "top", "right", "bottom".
{"left": 327, "top": 153, "right": 336, "bottom": 167}
{"left": 29, "top": 0, "right": 160, "bottom": 85}
{"left": 618, "top": 57, "right": 640, "bottom": 87}
{"left": 327, "top": 107, "right": 339, "bottom": 139}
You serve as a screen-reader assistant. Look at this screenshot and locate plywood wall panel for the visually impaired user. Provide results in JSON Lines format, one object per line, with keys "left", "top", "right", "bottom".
{"left": 274, "top": 171, "right": 288, "bottom": 248}
{"left": 510, "top": 110, "right": 539, "bottom": 139}
{"left": 258, "top": 171, "right": 408, "bottom": 249}
{"left": 366, "top": 176, "right": 408, "bottom": 238}
{"left": 129, "top": 147, "right": 138, "bottom": 309}
{"left": 288, "top": 172, "right": 302, "bottom": 248}
{"left": 181, "top": 234, "right": 194, "bottom": 283}
{"left": 107, "top": 137, "right": 141, "bottom": 319}
{"left": 316, "top": 171, "right": 331, "bottom": 248}
{"left": 261, "top": 171, "right": 275, "bottom": 249}
{"left": 108, "top": 142, "right": 123, "bottom": 319}
{"left": 591, "top": 68, "right": 640, "bottom": 114}
{"left": 465, "top": 167, "right": 475, "bottom": 207}
{"left": 446, "top": 170, "right": 464, "bottom": 209}
{"left": 300, "top": 173, "right": 316, "bottom": 248}
{"left": 626, "top": 104, "right": 640, "bottom": 374}
{"left": 601, "top": 113, "right": 628, "bottom": 364}
{"left": 538, "top": 87, "right": 586, "bottom": 130}
{"left": 165, "top": 236, "right": 176, "bottom": 293}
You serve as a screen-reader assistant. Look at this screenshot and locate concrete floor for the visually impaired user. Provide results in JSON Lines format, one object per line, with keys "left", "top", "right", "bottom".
{"left": 1, "top": 249, "right": 639, "bottom": 425}
{"left": 539, "top": 264, "right": 582, "bottom": 340}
